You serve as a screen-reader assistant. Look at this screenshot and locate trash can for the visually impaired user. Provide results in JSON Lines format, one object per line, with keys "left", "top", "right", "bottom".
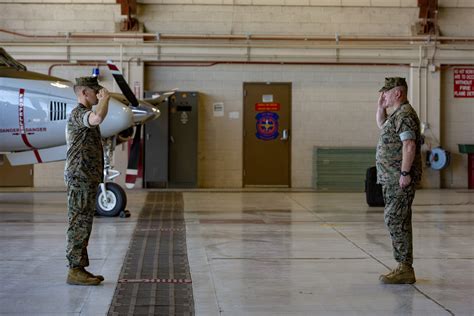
{"left": 458, "top": 144, "right": 474, "bottom": 189}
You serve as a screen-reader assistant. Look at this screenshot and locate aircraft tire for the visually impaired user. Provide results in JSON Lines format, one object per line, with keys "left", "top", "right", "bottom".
{"left": 96, "top": 183, "right": 127, "bottom": 217}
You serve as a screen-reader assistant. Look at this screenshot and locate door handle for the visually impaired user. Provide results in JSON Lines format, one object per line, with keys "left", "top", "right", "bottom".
{"left": 280, "top": 129, "right": 289, "bottom": 141}
{"left": 170, "top": 136, "right": 175, "bottom": 143}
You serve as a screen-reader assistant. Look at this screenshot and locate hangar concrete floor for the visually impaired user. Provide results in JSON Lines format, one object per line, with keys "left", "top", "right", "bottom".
{"left": 0, "top": 189, "right": 472, "bottom": 315}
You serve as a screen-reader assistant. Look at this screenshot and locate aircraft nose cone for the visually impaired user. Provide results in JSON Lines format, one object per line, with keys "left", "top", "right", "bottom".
{"left": 151, "top": 107, "right": 161, "bottom": 120}
{"left": 132, "top": 102, "right": 161, "bottom": 124}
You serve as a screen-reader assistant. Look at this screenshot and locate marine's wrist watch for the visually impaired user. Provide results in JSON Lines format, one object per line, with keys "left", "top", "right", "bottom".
{"left": 400, "top": 171, "right": 410, "bottom": 177}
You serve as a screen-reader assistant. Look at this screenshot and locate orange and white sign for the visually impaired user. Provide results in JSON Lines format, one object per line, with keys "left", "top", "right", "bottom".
{"left": 255, "top": 103, "right": 280, "bottom": 111}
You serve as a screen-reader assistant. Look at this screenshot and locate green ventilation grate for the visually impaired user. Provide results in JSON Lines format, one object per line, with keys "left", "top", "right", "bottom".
{"left": 313, "top": 147, "right": 376, "bottom": 192}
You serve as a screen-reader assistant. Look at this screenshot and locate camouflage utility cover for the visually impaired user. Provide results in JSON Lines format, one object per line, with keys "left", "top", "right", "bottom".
{"left": 376, "top": 102, "right": 422, "bottom": 185}
{"left": 379, "top": 77, "right": 408, "bottom": 92}
{"left": 64, "top": 103, "right": 103, "bottom": 185}
{"left": 74, "top": 76, "right": 103, "bottom": 91}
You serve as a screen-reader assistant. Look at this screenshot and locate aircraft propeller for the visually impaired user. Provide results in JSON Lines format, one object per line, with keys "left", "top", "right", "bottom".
{"left": 107, "top": 61, "right": 139, "bottom": 108}
{"left": 106, "top": 60, "right": 170, "bottom": 189}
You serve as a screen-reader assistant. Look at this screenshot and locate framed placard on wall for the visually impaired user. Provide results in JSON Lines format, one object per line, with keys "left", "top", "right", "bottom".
{"left": 454, "top": 68, "right": 474, "bottom": 98}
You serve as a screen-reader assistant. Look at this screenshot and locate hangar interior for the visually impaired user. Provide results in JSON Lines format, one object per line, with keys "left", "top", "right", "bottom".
{"left": 0, "top": 0, "right": 473, "bottom": 315}
{"left": 0, "top": 0, "right": 473, "bottom": 189}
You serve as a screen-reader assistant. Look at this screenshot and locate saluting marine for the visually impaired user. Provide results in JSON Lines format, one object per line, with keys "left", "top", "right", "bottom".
{"left": 64, "top": 76, "right": 110, "bottom": 286}
{"left": 375, "top": 77, "right": 422, "bottom": 284}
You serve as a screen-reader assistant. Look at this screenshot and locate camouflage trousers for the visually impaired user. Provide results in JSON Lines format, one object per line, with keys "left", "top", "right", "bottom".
{"left": 382, "top": 182, "right": 416, "bottom": 265}
{"left": 66, "top": 183, "right": 98, "bottom": 268}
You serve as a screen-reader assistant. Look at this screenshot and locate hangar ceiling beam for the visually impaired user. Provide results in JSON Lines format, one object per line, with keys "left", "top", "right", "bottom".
{"left": 116, "top": 0, "right": 140, "bottom": 32}
{"left": 416, "top": 0, "right": 439, "bottom": 35}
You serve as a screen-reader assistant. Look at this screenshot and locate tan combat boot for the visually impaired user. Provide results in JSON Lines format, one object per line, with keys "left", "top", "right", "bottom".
{"left": 379, "top": 266, "right": 398, "bottom": 279}
{"left": 379, "top": 262, "right": 416, "bottom": 284}
{"left": 67, "top": 267, "right": 101, "bottom": 286}
{"left": 80, "top": 267, "right": 104, "bottom": 281}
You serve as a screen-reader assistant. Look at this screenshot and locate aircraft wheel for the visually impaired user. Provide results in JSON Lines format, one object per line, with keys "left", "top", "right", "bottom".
{"left": 96, "top": 183, "right": 127, "bottom": 217}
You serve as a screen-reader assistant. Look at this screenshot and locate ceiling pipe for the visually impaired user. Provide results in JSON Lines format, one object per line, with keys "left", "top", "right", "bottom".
{"left": 5, "top": 41, "right": 474, "bottom": 57}
{"left": 145, "top": 61, "right": 410, "bottom": 67}
{"left": 46, "top": 60, "right": 410, "bottom": 75}
{"left": 31, "top": 59, "right": 473, "bottom": 77}
{"left": 158, "top": 34, "right": 474, "bottom": 44}
{"left": 2, "top": 28, "right": 474, "bottom": 44}
{"left": 0, "top": 29, "right": 156, "bottom": 40}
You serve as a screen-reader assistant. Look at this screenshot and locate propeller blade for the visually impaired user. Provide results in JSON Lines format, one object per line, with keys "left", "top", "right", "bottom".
{"left": 143, "top": 90, "right": 176, "bottom": 106}
{"left": 106, "top": 60, "right": 139, "bottom": 108}
{"left": 125, "top": 124, "right": 141, "bottom": 189}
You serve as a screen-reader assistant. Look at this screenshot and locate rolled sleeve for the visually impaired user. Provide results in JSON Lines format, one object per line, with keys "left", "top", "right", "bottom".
{"left": 400, "top": 130, "right": 415, "bottom": 141}
{"left": 82, "top": 111, "right": 92, "bottom": 128}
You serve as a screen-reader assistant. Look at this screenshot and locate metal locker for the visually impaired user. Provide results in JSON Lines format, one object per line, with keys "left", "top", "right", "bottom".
{"left": 143, "top": 91, "right": 199, "bottom": 188}
{"left": 144, "top": 91, "right": 169, "bottom": 188}
{"left": 168, "top": 92, "right": 199, "bottom": 188}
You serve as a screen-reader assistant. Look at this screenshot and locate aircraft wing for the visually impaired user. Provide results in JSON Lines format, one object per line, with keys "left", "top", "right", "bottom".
{"left": 6, "top": 145, "right": 66, "bottom": 166}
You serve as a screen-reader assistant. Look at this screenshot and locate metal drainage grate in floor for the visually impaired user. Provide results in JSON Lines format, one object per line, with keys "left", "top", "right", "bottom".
{"left": 108, "top": 192, "right": 194, "bottom": 315}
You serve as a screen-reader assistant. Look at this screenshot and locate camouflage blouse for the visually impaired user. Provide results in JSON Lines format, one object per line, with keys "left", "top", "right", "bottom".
{"left": 64, "top": 103, "right": 103, "bottom": 186}
{"left": 376, "top": 102, "right": 422, "bottom": 185}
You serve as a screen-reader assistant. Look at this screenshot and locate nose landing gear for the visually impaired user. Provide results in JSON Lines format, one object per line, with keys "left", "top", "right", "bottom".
{"left": 96, "top": 182, "right": 128, "bottom": 217}
{"left": 95, "top": 137, "right": 131, "bottom": 217}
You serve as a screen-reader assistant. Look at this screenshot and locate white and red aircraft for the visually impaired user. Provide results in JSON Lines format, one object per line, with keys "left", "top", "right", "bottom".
{"left": 0, "top": 47, "right": 174, "bottom": 216}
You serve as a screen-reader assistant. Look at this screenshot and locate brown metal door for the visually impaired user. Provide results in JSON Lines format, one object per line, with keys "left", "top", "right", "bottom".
{"left": 243, "top": 82, "right": 291, "bottom": 187}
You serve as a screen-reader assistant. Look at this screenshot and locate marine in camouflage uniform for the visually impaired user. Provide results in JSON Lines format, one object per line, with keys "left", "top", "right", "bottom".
{"left": 64, "top": 76, "right": 109, "bottom": 285}
{"left": 375, "top": 77, "right": 422, "bottom": 284}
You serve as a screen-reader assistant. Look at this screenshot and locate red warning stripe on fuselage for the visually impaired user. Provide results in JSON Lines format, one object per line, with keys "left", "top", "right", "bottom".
{"left": 18, "top": 89, "right": 42, "bottom": 163}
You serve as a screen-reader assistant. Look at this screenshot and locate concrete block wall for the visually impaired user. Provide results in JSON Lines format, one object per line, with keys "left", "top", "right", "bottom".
{"left": 140, "top": 5, "right": 418, "bottom": 36}
{"left": 1, "top": 2, "right": 474, "bottom": 38}
{"left": 146, "top": 64, "right": 408, "bottom": 188}
{"left": 1, "top": 1, "right": 473, "bottom": 188}
{"left": 0, "top": 3, "right": 120, "bottom": 36}
{"left": 146, "top": 65, "right": 244, "bottom": 187}
{"left": 438, "top": 8, "right": 474, "bottom": 36}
